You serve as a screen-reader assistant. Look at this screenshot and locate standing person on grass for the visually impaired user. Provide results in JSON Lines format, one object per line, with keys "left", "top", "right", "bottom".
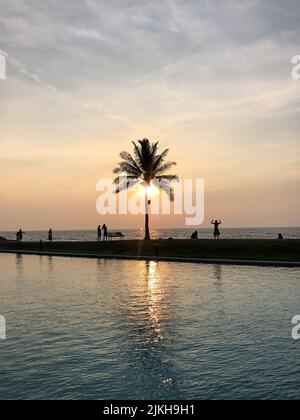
{"left": 211, "top": 220, "right": 222, "bottom": 239}
{"left": 97, "top": 225, "right": 102, "bottom": 241}
{"left": 102, "top": 224, "right": 108, "bottom": 241}
{"left": 17, "top": 229, "right": 25, "bottom": 242}
{"left": 48, "top": 229, "right": 53, "bottom": 242}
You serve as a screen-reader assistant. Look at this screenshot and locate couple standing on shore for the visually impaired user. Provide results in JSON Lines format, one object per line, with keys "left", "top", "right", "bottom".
{"left": 97, "top": 224, "right": 108, "bottom": 241}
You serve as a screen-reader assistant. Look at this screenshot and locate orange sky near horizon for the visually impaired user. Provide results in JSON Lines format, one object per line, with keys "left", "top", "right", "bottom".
{"left": 1, "top": 130, "right": 299, "bottom": 231}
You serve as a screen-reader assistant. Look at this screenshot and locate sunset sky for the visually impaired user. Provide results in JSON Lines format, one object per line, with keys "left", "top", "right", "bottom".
{"left": 1, "top": 0, "right": 299, "bottom": 230}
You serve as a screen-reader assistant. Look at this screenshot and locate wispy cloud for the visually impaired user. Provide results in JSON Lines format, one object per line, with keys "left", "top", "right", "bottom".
{"left": 7, "top": 53, "right": 60, "bottom": 94}
{"left": 69, "top": 28, "right": 106, "bottom": 42}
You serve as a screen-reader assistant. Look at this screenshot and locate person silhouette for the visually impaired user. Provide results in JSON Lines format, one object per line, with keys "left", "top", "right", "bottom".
{"left": 17, "top": 229, "right": 24, "bottom": 242}
{"left": 191, "top": 231, "right": 198, "bottom": 239}
{"left": 211, "top": 220, "right": 221, "bottom": 239}
{"left": 102, "top": 224, "right": 108, "bottom": 241}
{"left": 97, "top": 225, "right": 102, "bottom": 241}
{"left": 48, "top": 229, "right": 53, "bottom": 242}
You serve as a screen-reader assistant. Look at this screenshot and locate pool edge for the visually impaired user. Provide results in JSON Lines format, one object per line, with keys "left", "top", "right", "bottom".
{"left": 0, "top": 249, "right": 299, "bottom": 268}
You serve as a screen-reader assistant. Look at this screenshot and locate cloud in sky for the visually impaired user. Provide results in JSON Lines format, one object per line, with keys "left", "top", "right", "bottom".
{"left": 0, "top": 0, "right": 299, "bottom": 229}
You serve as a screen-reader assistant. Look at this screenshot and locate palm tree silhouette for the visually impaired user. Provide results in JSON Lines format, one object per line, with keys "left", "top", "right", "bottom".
{"left": 113, "top": 139, "right": 178, "bottom": 240}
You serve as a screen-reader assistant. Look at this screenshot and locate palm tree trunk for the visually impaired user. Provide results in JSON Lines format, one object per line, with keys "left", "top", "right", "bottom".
{"left": 144, "top": 190, "right": 150, "bottom": 240}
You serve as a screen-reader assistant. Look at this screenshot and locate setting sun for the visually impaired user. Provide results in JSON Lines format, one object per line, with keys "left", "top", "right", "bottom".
{"left": 137, "top": 183, "right": 159, "bottom": 198}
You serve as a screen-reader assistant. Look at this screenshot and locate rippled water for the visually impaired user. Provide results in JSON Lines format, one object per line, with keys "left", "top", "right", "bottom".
{"left": 0, "top": 254, "right": 299, "bottom": 400}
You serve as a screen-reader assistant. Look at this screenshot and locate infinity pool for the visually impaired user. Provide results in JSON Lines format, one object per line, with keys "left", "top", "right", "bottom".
{"left": 0, "top": 254, "right": 299, "bottom": 400}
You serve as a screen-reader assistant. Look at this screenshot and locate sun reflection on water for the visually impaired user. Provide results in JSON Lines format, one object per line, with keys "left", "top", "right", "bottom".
{"left": 144, "top": 261, "right": 166, "bottom": 343}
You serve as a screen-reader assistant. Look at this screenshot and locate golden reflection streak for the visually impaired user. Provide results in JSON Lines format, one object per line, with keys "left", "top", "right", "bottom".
{"left": 144, "top": 260, "right": 165, "bottom": 342}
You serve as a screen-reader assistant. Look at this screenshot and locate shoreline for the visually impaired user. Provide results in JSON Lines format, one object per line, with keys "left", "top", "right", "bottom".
{"left": 0, "top": 248, "right": 300, "bottom": 267}
{"left": 0, "top": 239, "right": 300, "bottom": 267}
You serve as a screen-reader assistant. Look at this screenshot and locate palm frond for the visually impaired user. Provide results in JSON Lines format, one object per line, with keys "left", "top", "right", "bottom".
{"left": 152, "top": 148, "right": 170, "bottom": 172}
{"left": 139, "top": 139, "right": 152, "bottom": 159}
{"left": 150, "top": 141, "right": 159, "bottom": 158}
{"left": 114, "top": 180, "right": 140, "bottom": 194}
{"left": 113, "top": 175, "right": 139, "bottom": 185}
{"left": 113, "top": 162, "right": 142, "bottom": 177}
{"left": 155, "top": 161, "right": 177, "bottom": 176}
{"left": 119, "top": 152, "right": 142, "bottom": 173}
{"left": 158, "top": 182, "right": 175, "bottom": 202}
{"left": 155, "top": 174, "right": 179, "bottom": 182}
{"left": 132, "top": 141, "right": 143, "bottom": 166}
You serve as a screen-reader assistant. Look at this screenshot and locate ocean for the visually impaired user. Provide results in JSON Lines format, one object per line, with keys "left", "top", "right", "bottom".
{"left": 1, "top": 227, "right": 300, "bottom": 242}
